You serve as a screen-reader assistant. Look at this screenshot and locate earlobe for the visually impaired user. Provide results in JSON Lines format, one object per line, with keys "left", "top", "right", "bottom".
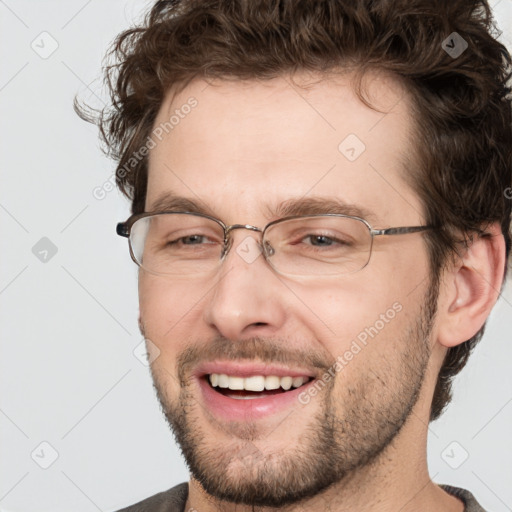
{"left": 437, "top": 222, "right": 506, "bottom": 348}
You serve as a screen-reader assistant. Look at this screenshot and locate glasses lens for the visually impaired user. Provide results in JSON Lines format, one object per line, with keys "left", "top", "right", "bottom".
{"left": 264, "top": 216, "right": 372, "bottom": 276}
{"left": 130, "top": 213, "right": 224, "bottom": 275}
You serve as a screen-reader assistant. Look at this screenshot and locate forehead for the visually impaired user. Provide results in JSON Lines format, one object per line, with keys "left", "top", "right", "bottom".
{"left": 146, "top": 71, "right": 424, "bottom": 226}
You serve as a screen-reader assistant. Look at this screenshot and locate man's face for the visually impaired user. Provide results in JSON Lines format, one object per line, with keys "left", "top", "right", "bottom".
{"left": 139, "top": 72, "right": 438, "bottom": 507}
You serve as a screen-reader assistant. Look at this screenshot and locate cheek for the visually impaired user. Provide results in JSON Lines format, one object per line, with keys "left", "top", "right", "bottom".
{"left": 286, "top": 270, "right": 421, "bottom": 357}
{"left": 292, "top": 277, "right": 387, "bottom": 320}
{"left": 138, "top": 274, "right": 206, "bottom": 355}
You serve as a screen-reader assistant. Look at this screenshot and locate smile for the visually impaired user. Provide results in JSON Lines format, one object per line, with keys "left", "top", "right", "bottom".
{"left": 194, "top": 362, "right": 317, "bottom": 420}
{"left": 208, "top": 373, "right": 312, "bottom": 398}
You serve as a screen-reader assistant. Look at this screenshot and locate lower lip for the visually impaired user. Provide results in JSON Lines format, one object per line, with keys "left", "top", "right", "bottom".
{"left": 197, "top": 377, "right": 314, "bottom": 421}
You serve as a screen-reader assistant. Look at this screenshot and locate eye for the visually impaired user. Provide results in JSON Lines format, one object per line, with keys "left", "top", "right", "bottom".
{"left": 299, "top": 233, "right": 352, "bottom": 249}
{"left": 304, "top": 235, "right": 338, "bottom": 247}
{"left": 168, "top": 234, "right": 215, "bottom": 246}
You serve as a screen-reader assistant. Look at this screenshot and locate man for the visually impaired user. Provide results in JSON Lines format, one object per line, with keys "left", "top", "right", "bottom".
{"left": 77, "top": 0, "right": 511, "bottom": 510}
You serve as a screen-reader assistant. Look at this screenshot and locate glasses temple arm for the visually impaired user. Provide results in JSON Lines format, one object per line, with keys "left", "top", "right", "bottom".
{"left": 116, "top": 222, "right": 130, "bottom": 237}
{"left": 371, "top": 225, "right": 433, "bottom": 236}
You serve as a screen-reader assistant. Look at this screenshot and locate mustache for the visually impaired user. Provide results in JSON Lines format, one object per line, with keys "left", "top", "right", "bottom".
{"left": 176, "top": 335, "right": 333, "bottom": 385}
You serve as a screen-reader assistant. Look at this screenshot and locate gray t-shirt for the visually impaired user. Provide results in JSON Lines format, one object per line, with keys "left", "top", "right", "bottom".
{"left": 115, "top": 482, "right": 487, "bottom": 511}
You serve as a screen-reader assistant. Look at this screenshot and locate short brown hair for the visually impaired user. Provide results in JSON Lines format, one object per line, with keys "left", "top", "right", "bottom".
{"left": 76, "top": 0, "right": 512, "bottom": 421}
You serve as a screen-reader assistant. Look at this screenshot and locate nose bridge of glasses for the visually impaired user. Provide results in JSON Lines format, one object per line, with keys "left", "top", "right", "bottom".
{"left": 225, "top": 224, "right": 262, "bottom": 235}
{"left": 222, "top": 224, "right": 264, "bottom": 258}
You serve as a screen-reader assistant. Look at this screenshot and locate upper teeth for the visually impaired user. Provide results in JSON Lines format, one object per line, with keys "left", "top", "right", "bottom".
{"left": 209, "top": 374, "right": 310, "bottom": 391}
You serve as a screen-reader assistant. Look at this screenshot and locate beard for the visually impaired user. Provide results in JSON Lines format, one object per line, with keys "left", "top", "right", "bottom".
{"left": 147, "top": 277, "right": 439, "bottom": 508}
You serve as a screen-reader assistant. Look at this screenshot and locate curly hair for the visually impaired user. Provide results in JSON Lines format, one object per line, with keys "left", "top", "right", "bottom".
{"left": 76, "top": 0, "right": 512, "bottom": 421}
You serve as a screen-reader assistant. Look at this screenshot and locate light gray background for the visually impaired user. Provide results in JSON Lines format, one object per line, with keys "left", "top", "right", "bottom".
{"left": 1, "top": 1, "right": 511, "bottom": 511}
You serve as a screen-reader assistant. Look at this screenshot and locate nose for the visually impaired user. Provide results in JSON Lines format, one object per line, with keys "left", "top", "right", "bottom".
{"left": 202, "top": 230, "right": 288, "bottom": 341}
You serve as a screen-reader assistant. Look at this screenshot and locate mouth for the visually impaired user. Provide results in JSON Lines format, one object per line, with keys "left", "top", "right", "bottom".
{"left": 205, "top": 373, "right": 313, "bottom": 399}
{"left": 194, "top": 362, "right": 317, "bottom": 421}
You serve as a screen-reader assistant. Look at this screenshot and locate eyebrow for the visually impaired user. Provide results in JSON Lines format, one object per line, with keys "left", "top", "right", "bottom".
{"left": 148, "top": 192, "right": 379, "bottom": 225}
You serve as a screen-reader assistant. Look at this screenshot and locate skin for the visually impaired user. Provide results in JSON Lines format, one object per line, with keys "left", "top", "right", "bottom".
{"left": 137, "top": 71, "right": 505, "bottom": 511}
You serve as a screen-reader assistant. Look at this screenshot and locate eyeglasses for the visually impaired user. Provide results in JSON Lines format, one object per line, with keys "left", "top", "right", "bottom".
{"left": 116, "top": 211, "right": 432, "bottom": 277}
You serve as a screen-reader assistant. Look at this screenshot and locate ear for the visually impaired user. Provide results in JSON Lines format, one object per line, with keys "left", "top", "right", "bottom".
{"left": 437, "top": 222, "right": 506, "bottom": 348}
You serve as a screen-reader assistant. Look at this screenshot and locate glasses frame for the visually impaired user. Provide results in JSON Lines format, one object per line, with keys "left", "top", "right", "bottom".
{"left": 116, "top": 210, "right": 433, "bottom": 276}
